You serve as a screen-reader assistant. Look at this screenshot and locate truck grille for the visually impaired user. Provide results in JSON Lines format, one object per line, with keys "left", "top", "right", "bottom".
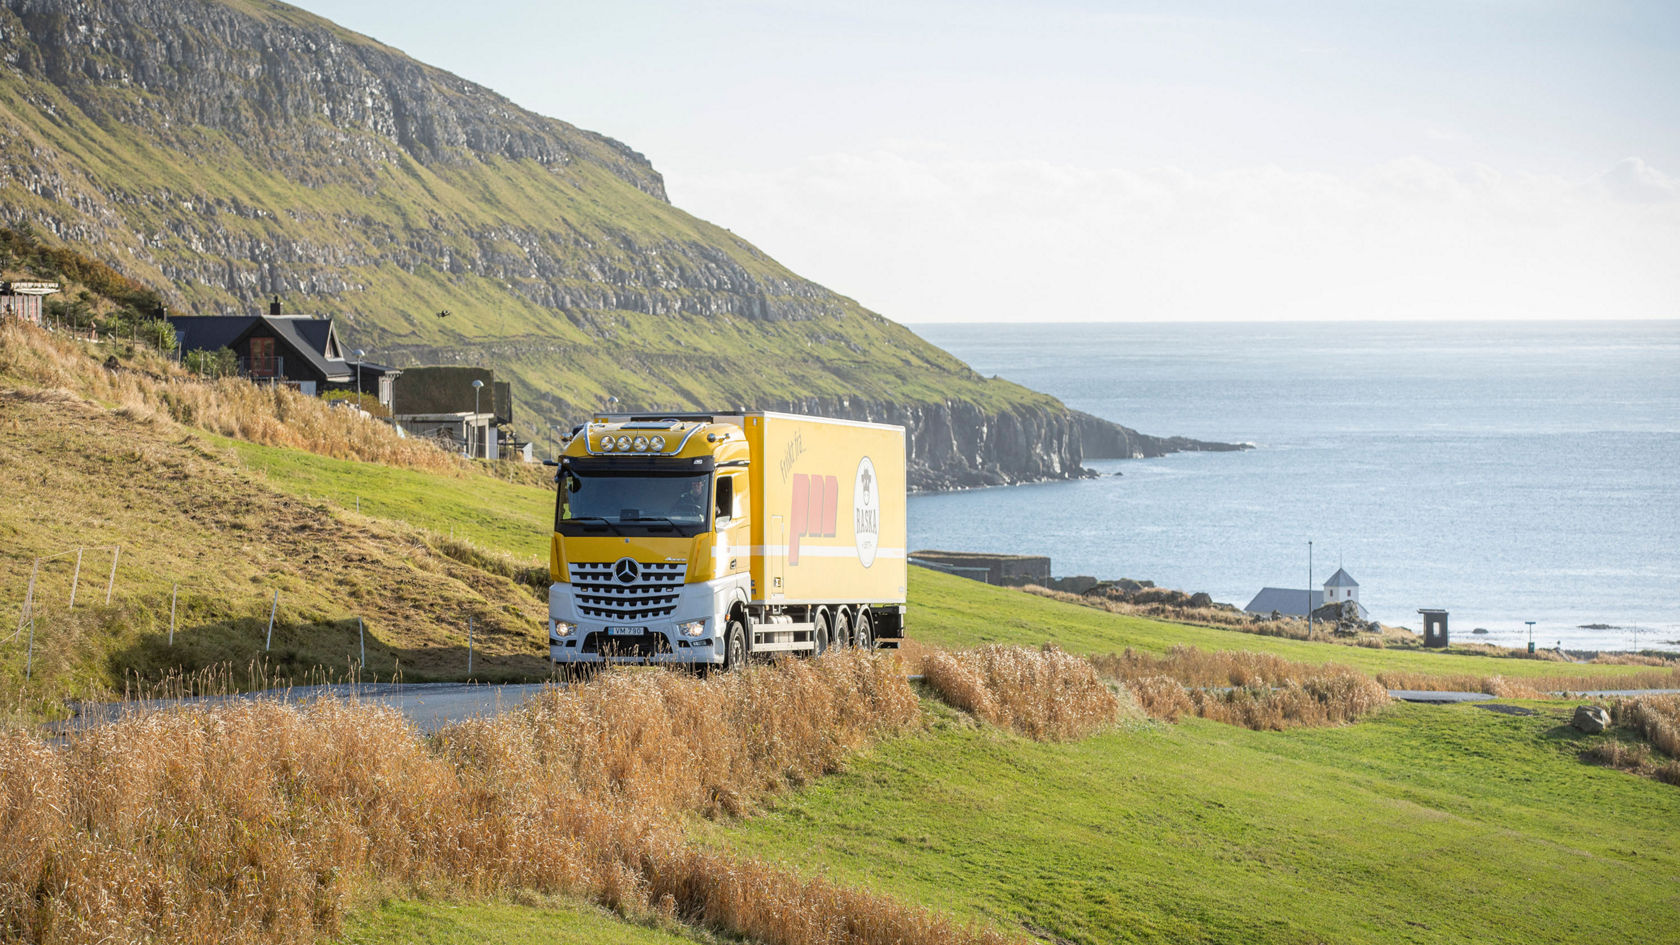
{"left": 569, "top": 560, "right": 686, "bottom": 621}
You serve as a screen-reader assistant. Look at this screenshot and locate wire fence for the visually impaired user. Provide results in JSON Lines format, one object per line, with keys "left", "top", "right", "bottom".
{"left": 8, "top": 545, "right": 483, "bottom": 682}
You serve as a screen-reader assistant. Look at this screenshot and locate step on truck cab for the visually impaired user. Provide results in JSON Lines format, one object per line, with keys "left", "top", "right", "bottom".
{"left": 548, "top": 411, "right": 907, "bottom": 669}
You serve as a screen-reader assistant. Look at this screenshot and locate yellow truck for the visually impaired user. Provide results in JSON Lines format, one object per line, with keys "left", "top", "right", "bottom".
{"left": 547, "top": 411, "right": 907, "bottom": 670}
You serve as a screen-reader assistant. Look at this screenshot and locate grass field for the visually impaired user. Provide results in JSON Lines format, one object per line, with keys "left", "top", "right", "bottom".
{"left": 910, "top": 565, "right": 1669, "bottom": 685}
{"left": 224, "top": 436, "right": 555, "bottom": 562}
{"left": 706, "top": 696, "right": 1680, "bottom": 945}
{"left": 337, "top": 899, "right": 715, "bottom": 945}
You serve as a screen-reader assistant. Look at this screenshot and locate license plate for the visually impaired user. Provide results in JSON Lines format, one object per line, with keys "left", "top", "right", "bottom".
{"left": 606, "top": 625, "right": 647, "bottom": 636}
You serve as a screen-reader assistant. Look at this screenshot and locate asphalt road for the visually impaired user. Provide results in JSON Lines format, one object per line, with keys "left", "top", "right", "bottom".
{"left": 55, "top": 681, "right": 556, "bottom": 735}
{"left": 51, "top": 684, "right": 1680, "bottom": 736}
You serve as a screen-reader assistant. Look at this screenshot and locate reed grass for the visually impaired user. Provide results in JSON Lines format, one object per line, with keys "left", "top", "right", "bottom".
{"left": 919, "top": 644, "right": 1126, "bottom": 741}
{"left": 1608, "top": 694, "right": 1680, "bottom": 760}
{"left": 0, "top": 652, "right": 1022, "bottom": 945}
{"left": 1089, "top": 646, "right": 1391, "bottom": 730}
{"left": 1375, "top": 668, "right": 1680, "bottom": 697}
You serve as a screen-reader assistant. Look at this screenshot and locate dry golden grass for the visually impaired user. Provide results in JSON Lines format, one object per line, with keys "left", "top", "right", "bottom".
{"left": 0, "top": 652, "right": 1022, "bottom": 945}
{"left": 0, "top": 319, "right": 461, "bottom": 474}
{"left": 1375, "top": 668, "right": 1680, "bottom": 697}
{"left": 1609, "top": 694, "right": 1680, "bottom": 760}
{"left": 920, "top": 644, "right": 1126, "bottom": 741}
{"left": 1090, "top": 646, "right": 1391, "bottom": 731}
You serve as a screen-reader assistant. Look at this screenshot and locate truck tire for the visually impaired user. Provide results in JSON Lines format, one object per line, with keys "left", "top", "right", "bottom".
{"left": 812, "top": 609, "right": 831, "bottom": 657}
{"left": 723, "top": 618, "right": 747, "bottom": 672}
{"left": 855, "top": 610, "right": 874, "bottom": 650}
{"left": 834, "top": 608, "right": 852, "bottom": 649}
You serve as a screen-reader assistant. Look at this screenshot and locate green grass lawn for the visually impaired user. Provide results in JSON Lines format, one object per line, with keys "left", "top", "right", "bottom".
{"left": 707, "top": 697, "right": 1680, "bottom": 945}
{"left": 911, "top": 566, "right": 1666, "bottom": 684}
{"left": 222, "top": 435, "right": 556, "bottom": 563}
{"left": 337, "top": 898, "right": 717, "bottom": 945}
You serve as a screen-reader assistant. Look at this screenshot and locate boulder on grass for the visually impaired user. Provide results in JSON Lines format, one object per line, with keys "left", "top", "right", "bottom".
{"left": 1572, "top": 705, "right": 1610, "bottom": 734}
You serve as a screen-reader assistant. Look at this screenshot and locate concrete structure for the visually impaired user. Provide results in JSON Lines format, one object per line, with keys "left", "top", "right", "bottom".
{"left": 909, "top": 550, "right": 1051, "bottom": 586}
{"left": 1419, "top": 609, "right": 1449, "bottom": 648}
{"left": 390, "top": 365, "right": 512, "bottom": 460}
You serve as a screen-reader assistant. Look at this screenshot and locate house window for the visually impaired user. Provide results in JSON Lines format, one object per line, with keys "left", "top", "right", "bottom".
{"left": 250, "top": 336, "right": 277, "bottom": 377}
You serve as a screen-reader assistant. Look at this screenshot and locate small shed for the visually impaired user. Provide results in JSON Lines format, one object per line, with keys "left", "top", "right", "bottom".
{"left": 1, "top": 281, "right": 60, "bottom": 325}
{"left": 1418, "top": 609, "right": 1449, "bottom": 648}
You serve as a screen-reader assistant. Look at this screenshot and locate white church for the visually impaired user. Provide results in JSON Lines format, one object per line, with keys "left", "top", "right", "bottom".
{"left": 1244, "top": 568, "right": 1367, "bottom": 619}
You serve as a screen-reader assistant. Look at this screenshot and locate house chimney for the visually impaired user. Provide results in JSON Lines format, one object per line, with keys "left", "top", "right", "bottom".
{"left": 269, "top": 295, "right": 282, "bottom": 316}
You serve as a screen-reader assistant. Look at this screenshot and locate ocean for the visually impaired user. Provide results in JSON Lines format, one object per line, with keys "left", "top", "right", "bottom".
{"left": 905, "top": 321, "right": 1680, "bottom": 653}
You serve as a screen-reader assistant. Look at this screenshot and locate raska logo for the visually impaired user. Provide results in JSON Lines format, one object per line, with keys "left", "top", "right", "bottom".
{"left": 787, "top": 457, "right": 879, "bottom": 567}
{"left": 853, "top": 456, "right": 880, "bottom": 568}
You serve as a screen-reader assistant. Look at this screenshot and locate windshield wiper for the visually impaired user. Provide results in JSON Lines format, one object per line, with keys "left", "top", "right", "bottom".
{"left": 627, "top": 515, "right": 683, "bottom": 532}
{"left": 565, "top": 516, "right": 623, "bottom": 535}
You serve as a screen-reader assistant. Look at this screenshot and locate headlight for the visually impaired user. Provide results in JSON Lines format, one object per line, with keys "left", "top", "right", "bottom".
{"left": 551, "top": 620, "right": 578, "bottom": 639}
{"left": 679, "top": 619, "right": 706, "bottom": 637}
{"left": 616, "top": 435, "right": 632, "bottom": 450}
{"left": 598, "top": 437, "right": 614, "bottom": 451}
{"left": 650, "top": 435, "right": 665, "bottom": 450}
{"left": 632, "top": 435, "right": 649, "bottom": 451}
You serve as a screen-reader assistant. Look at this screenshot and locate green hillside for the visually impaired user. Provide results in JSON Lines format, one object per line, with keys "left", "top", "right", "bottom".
{"left": 0, "top": 0, "right": 1072, "bottom": 468}
{"left": 708, "top": 699, "right": 1680, "bottom": 945}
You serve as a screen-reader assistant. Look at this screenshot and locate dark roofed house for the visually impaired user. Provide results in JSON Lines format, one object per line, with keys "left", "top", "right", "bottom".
{"left": 168, "top": 299, "right": 400, "bottom": 406}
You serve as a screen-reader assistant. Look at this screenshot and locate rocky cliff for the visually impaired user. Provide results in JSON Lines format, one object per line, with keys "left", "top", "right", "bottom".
{"left": 0, "top": 0, "right": 1238, "bottom": 490}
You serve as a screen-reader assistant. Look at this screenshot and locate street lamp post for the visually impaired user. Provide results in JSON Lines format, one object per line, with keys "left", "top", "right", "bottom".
{"left": 471, "top": 378, "right": 485, "bottom": 459}
{"left": 1307, "top": 540, "right": 1313, "bottom": 637}
{"left": 353, "top": 349, "right": 364, "bottom": 409}
{"left": 1526, "top": 620, "right": 1536, "bottom": 655}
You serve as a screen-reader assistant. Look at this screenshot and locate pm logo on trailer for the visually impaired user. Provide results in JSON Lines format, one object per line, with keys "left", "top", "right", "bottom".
{"left": 853, "top": 456, "right": 880, "bottom": 568}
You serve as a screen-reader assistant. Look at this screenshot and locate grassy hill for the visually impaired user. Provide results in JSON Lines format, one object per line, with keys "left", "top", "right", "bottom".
{"left": 0, "top": 0, "right": 1095, "bottom": 477}
{"left": 4, "top": 322, "right": 1678, "bottom": 945}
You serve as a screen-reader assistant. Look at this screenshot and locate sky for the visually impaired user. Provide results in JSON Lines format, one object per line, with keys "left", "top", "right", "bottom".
{"left": 304, "top": 0, "right": 1680, "bottom": 323}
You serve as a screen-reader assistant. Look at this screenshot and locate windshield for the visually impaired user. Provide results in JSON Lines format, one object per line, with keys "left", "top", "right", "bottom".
{"left": 557, "top": 471, "right": 711, "bottom": 535}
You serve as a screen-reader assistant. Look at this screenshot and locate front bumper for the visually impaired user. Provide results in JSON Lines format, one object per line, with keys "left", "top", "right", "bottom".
{"left": 547, "top": 577, "right": 735, "bottom": 665}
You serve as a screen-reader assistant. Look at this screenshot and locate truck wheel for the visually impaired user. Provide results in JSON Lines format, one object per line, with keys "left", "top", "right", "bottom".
{"left": 812, "top": 610, "right": 830, "bottom": 657}
{"left": 855, "top": 611, "right": 874, "bottom": 650}
{"left": 834, "top": 608, "right": 852, "bottom": 648}
{"left": 723, "top": 619, "right": 747, "bottom": 672}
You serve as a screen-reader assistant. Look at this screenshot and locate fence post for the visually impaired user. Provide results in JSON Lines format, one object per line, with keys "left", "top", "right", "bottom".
{"left": 25, "top": 611, "right": 35, "bottom": 680}
{"left": 15, "top": 557, "right": 40, "bottom": 642}
{"left": 105, "top": 546, "right": 120, "bottom": 604}
{"left": 69, "top": 547, "right": 83, "bottom": 609}
{"left": 265, "top": 590, "right": 278, "bottom": 651}
{"left": 467, "top": 616, "right": 473, "bottom": 676}
{"left": 169, "top": 583, "right": 178, "bottom": 646}
{"left": 358, "top": 617, "right": 365, "bottom": 667}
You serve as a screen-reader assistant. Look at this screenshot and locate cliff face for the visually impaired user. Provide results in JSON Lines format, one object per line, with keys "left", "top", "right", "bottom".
{"left": 768, "top": 396, "right": 1086, "bottom": 492}
{"left": 0, "top": 0, "right": 1238, "bottom": 491}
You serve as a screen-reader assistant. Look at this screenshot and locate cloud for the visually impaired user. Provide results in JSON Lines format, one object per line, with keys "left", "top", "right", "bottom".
{"left": 1595, "top": 157, "right": 1680, "bottom": 204}
{"left": 677, "top": 154, "right": 1680, "bottom": 322}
